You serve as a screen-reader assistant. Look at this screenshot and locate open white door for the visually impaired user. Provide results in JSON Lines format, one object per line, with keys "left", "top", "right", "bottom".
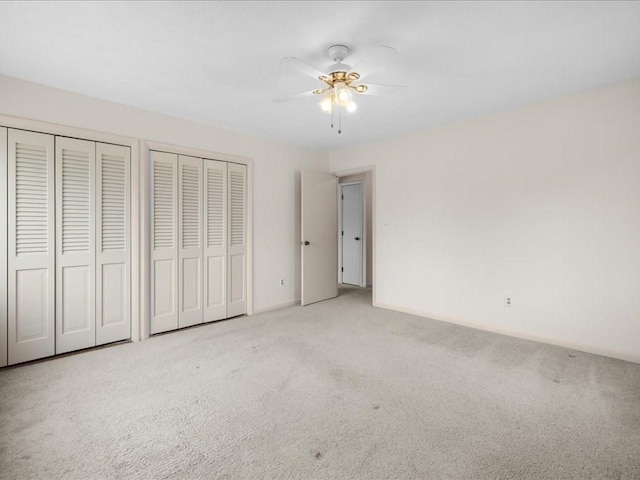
{"left": 301, "top": 171, "right": 338, "bottom": 306}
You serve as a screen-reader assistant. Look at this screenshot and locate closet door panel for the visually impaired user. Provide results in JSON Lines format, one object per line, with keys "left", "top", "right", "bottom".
{"left": 178, "top": 155, "right": 203, "bottom": 328}
{"left": 227, "top": 163, "right": 247, "bottom": 317}
{"left": 55, "top": 137, "right": 96, "bottom": 354}
{"left": 8, "top": 129, "right": 55, "bottom": 364}
{"left": 203, "top": 159, "right": 227, "bottom": 322}
{"left": 0, "top": 128, "right": 6, "bottom": 367}
{"left": 150, "top": 151, "right": 178, "bottom": 334}
{"left": 96, "top": 143, "right": 130, "bottom": 345}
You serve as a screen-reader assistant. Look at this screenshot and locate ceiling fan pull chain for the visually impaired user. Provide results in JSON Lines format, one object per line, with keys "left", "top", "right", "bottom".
{"left": 338, "top": 109, "right": 342, "bottom": 134}
{"left": 330, "top": 99, "right": 334, "bottom": 129}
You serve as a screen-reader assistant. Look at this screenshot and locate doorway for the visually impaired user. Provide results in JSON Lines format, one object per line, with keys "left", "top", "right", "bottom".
{"left": 339, "top": 182, "right": 364, "bottom": 286}
{"left": 300, "top": 167, "right": 375, "bottom": 307}
{"left": 337, "top": 171, "right": 373, "bottom": 293}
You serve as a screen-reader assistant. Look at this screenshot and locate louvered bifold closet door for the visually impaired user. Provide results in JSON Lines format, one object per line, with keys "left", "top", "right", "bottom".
{"left": 96, "top": 143, "right": 130, "bottom": 345}
{"left": 227, "top": 163, "right": 247, "bottom": 317}
{"left": 7, "top": 129, "right": 55, "bottom": 365}
{"left": 150, "top": 151, "right": 179, "bottom": 334}
{"left": 55, "top": 137, "right": 96, "bottom": 354}
{"left": 0, "top": 128, "right": 7, "bottom": 367}
{"left": 203, "top": 159, "right": 227, "bottom": 322}
{"left": 178, "top": 155, "right": 203, "bottom": 328}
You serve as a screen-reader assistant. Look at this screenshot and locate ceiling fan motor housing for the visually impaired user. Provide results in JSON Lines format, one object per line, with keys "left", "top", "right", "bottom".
{"left": 328, "top": 45, "right": 349, "bottom": 63}
{"left": 328, "top": 45, "right": 352, "bottom": 73}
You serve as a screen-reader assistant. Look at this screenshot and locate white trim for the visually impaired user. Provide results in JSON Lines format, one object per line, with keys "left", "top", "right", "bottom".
{"left": 0, "top": 127, "right": 7, "bottom": 367}
{"left": 360, "top": 180, "right": 367, "bottom": 289}
{"left": 131, "top": 141, "right": 140, "bottom": 342}
{"left": 145, "top": 140, "right": 250, "bottom": 166}
{"left": 0, "top": 114, "right": 141, "bottom": 345}
{"left": 0, "top": 114, "right": 137, "bottom": 149}
{"left": 375, "top": 301, "right": 640, "bottom": 365}
{"left": 337, "top": 185, "right": 342, "bottom": 285}
{"left": 246, "top": 158, "right": 254, "bottom": 316}
{"left": 139, "top": 141, "right": 150, "bottom": 339}
{"left": 253, "top": 299, "right": 299, "bottom": 315}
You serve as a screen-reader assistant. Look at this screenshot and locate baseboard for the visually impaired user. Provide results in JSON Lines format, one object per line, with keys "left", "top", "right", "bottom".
{"left": 374, "top": 301, "right": 640, "bottom": 365}
{"left": 253, "top": 299, "right": 300, "bottom": 315}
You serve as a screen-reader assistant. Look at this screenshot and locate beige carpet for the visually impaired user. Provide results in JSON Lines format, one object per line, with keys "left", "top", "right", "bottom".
{"left": 1, "top": 286, "right": 639, "bottom": 479}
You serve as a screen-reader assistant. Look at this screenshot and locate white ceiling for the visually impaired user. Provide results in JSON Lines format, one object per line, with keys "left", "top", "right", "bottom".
{"left": 1, "top": 1, "right": 640, "bottom": 151}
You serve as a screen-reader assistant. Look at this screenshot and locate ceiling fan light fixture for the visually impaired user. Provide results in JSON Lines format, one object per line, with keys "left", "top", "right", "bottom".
{"left": 282, "top": 44, "right": 403, "bottom": 130}
{"left": 319, "top": 94, "right": 333, "bottom": 113}
{"left": 334, "top": 82, "right": 352, "bottom": 107}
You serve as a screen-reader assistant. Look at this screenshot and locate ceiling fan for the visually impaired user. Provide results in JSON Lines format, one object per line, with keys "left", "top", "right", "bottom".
{"left": 276, "top": 44, "right": 407, "bottom": 134}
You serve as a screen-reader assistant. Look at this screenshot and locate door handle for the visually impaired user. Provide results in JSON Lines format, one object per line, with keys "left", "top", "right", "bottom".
{"left": 354, "top": 237, "right": 360, "bottom": 241}
{"left": 302, "top": 240, "right": 310, "bottom": 246}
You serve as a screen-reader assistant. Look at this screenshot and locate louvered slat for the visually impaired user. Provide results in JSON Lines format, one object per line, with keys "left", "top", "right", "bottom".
{"left": 61, "top": 148, "right": 90, "bottom": 253}
{"left": 101, "top": 154, "right": 126, "bottom": 251}
{"left": 181, "top": 164, "right": 200, "bottom": 248}
{"left": 15, "top": 143, "right": 48, "bottom": 255}
{"left": 230, "top": 170, "right": 245, "bottom": 246}
{"left": 153, "top": 161, "right": 175, "bottom": 249}
{"left": 207, "top": 168, "right": 224, "bottom": 247}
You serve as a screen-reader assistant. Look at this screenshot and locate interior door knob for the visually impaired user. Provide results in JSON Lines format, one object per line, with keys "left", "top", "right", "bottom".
{"left": 354, "top": 237, "right": 360, "bottom": 241}
{"left": 302, "top": 240, "right": 310, "bottom": 246}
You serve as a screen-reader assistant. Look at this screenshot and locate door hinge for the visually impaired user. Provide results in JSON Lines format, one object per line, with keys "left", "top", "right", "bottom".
{"left": 341, "top": 194, "right": 344, "bottom": 200}
{"left": 341, "top": 267, "right": 343, "bottom": 272}
{"left": 341, "top": 230, "right": 344, "bottom": 236}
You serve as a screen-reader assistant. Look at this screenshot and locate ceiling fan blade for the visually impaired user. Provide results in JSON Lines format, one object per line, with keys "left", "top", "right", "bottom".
{"left": 273, "top": 90, "right": 317, "bottom": 103}
{"left": 351, "top": 46, "right": 399, "bottom": 81}
{"left": 280, "top": 56, "right": 327, "bottom": 80}
{"left": 357, "top": 83, "right": 408, "bottom": 96}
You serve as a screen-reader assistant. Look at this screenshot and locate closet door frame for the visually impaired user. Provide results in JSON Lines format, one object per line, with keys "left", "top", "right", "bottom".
{"left": 142, "top": 141, "right": 253, "bottom": 339}
{"left": 0, "top": 128, "right": 7, "bottom": 366}
{"left": 0, "top": 115, "right": 141, "bottom": 345}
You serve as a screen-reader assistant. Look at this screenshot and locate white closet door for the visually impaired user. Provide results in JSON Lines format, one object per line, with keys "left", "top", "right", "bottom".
{"left": 227, "top": 163, "right": 247, "bottom": 317}
{"left": 0, "top": 128, "right": 7, "bottom": 367}
{"left": 55, "top": 137, "right": 96, "bottom": 354}
{"left": 150, "top": 151, "right": 178, "bottom": 334}
{"left": 96, "top": 143, "right": 130, "bottom": 345}
{"left": 7, "top": 129, "right": 55, "bottom": 364}
{"left": 203, "top": 159, "right": 227, "bottom": 322}
{"left": 178, "top": 155, "right": 203, "bottom": 328}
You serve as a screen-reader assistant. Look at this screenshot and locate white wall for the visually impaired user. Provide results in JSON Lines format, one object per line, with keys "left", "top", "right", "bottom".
{"left": 0, "top": 74, "right": 329, "bottom": 314}
{"left": 330, "top": 77, "right": 640, "bottom": 363}
{"left": 339, "top": 173, "right": 373, "bottom": 287}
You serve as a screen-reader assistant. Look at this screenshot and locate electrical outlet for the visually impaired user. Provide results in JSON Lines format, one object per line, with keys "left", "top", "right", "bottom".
{"left": 504, "top": 296, "right": 512, "bottom": 307}
{"left": 280, "top": 278, "right": 285, "bottom": 286}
